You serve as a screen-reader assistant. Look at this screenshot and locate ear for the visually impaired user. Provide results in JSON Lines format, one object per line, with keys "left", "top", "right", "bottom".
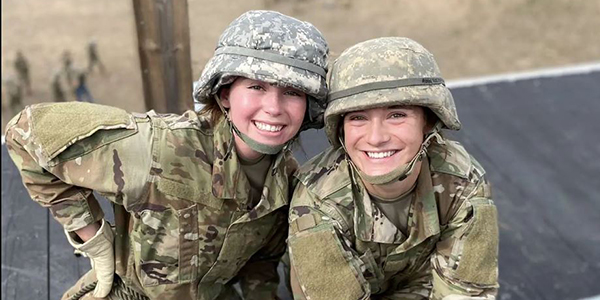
{"left": 422, "top": 108, "right": 436, "bottom": 133}
{"left": 423, "top": 120, "right": 434, "bottom": 134}
{"left": 219, "top": 87, "right": 231, "bottom": 108}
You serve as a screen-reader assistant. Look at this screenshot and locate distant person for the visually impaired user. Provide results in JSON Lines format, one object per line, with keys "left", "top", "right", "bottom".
{"left": 74, "top": 71, "right": 94, "bottom": 103}
{"left": 288, "top": 37, "right": 499, "bottom": 300}
{"left": 51, "top": 73, "right": 66, "bottom": 102}
{"left": 14, "top": 51, "right": 32, "bottom": 95}
{"left": 62, "top": 50, "right": 74, "bottom": 84}
{"left": 4, "top": 78, "right": 24, "bottom": 117}
{"left": 87, "top": 40, "right": 106, "bottom": 74}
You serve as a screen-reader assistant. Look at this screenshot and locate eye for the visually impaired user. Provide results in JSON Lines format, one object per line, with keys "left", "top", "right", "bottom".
{"left": 248, "top": 85, "right": 265, "bottom": 91}
{"left": 348, "top": 114, "right": 367, "bottom": 121}
{"left": 284, "top": 89, "right": 305, "bottom": 98}
{"left": 389, "top": 112, "right": 407, "bottom": 119}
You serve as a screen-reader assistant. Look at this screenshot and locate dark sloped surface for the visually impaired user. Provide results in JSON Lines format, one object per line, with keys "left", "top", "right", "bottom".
{"left": 2, "top": 71, "right": 599, "bottom": 300}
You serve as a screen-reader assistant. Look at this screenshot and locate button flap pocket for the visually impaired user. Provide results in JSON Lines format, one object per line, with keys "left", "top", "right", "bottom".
{"left": 157, "top": 177, "right": 223, "bottom": 209}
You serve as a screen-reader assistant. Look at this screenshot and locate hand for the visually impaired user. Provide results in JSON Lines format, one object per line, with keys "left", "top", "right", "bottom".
{"left": 66, "top": 219, "right": 115, "bottom": 298}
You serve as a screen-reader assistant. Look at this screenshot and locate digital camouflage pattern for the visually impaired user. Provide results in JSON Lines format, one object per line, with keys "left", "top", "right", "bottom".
{"left": 193, "top": 10, "right": 329, "bottom": 131}
{"left": 288, "top": 140, "right": 499, "bottom": 300}
{"left": 5, "top": 101, "right": 299, "bottom": 300}
{"left": 325, "top": 37, "right": 461, "bottom": 146}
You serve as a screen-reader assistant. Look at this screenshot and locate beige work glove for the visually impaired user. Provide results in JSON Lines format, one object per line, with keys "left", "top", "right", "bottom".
{"left": 66, "top": 219, "right": 115, "bottom": 298}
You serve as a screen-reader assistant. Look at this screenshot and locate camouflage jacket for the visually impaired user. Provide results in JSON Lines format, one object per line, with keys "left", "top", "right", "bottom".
{"left": 288, "top": 140, "right": 499, "bottom": 300}
{"left": 5, "top": 102, "right": 299, "bottom": 300}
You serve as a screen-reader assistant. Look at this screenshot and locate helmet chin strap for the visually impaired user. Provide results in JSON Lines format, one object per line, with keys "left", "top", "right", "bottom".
{"left": 216, "top": 95, "right": 289, "bottom": 156}
{"left": 342, "top": 122, "right": 444, "bottom": 186}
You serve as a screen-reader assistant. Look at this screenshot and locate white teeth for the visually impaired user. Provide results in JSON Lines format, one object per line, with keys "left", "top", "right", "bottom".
{"left": 254, "top": 121, "right": 283, "bottom": 132}
{"left": 366, "top": 151, "right": 396, "bottom": 159}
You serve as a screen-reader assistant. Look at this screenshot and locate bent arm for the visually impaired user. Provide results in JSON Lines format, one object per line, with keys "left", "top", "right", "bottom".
{"left": 288, "top": 184, "right": 370, "bottom": 300}
{"left": 5, "top": 104, "right": 152, "bottom": 232}
{"left": 237, "top": 213, "right": 288, "bottom": 300}
{"left": 431, "top": 177, "right": 499, "bottom": 300}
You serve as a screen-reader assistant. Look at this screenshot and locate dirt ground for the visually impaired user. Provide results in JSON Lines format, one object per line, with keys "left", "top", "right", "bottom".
{"left": 2, "top": 0, "right": 599, "bottom": 132}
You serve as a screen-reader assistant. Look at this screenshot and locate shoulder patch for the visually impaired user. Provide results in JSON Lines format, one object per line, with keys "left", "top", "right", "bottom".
{"left": 428, "top": 139, "right": 474, "bottom": 179}
{"left": 296, "top": 147, "right": 350, "bottom": 198}
{"left": 29, "top": 102, "right": 136, "bottom": 161}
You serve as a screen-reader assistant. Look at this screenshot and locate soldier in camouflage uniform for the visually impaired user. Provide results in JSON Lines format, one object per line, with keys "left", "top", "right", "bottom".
{"left": 14, "top": 50, "right": 32, "bottom": 95}
{"left": 288, "top": 37, "right": 499, "bottom": 300}
{"left": 5, "top": 10, "right": 328, "bottom": 300}
{"left": 87, "top": 40, "right": 106, "bottom": 74}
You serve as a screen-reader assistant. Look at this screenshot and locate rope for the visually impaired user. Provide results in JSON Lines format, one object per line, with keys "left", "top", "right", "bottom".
{"left": 66, "top": 282, "right": 97, "bottom": 300}
{"left": 66, "top": 276, "right": 149, "bottom": 300}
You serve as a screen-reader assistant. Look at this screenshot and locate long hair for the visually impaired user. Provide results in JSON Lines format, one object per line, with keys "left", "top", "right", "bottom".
{"left": 198, "top": 100, "right": 224, "bottom": 126}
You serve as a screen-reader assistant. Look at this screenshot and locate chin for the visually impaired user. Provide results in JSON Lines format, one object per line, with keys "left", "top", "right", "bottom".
{"left": 359, "top": 166, "right": 392, "bottom": 177}
{"left": 367, "top": 170, "right": 390, "bottom": 176}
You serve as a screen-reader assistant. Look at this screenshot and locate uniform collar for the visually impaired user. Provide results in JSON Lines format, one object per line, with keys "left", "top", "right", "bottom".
{"left": 353, "top": 157, "right": 440, "bottom": 246}
{"left": 211, "top": 117, "right": 292, "bottom": 216}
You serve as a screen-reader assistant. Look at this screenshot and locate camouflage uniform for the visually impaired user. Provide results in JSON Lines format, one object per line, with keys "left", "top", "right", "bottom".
{"left": 6, "top": 10, "right": 328, "bottom": 300}
{"left": 5, "top": 102, "right": 298, "bottom": 300}
{"left": 288, "top": 37, "right": 499, "bottom": 300}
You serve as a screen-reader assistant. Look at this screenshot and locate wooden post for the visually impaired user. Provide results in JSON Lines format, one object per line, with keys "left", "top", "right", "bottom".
{"left": 132, "top": 0, "right": 193, "bottom": 114}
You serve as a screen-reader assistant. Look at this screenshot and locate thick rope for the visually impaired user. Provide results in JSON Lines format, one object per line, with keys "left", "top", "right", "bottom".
{"left": 66, "top": 276, "right": 149, "bottom": 300}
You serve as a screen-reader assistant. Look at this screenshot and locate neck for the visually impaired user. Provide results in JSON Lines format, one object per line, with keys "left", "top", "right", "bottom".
{"left": 363, "top": 160, "right": 422, "bottom": 199}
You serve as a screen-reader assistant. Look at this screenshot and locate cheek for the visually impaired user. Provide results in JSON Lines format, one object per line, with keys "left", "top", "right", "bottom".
{"left": 401, "top": 127, "right": 425, "bottom": 148}
{"left": 342, "top": 125, "right": 361, "bottom": 148}
{"left": 228, "top": 95, "right": 256, "bottom": 119}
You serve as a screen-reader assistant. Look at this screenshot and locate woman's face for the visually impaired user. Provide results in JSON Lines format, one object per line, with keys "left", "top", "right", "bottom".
{"left": 343, "top": 105, "right": 428, "bottom": 176}
{"left": 220, "top": 77, "right": 307, "bottom": 158}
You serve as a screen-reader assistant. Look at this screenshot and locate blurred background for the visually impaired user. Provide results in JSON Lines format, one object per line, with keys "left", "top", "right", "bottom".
{"left": 2, "top": 0, "right": 600, "bottom": 132}
{"left": 2, "top": 1, "right": 600, "bottom": 300}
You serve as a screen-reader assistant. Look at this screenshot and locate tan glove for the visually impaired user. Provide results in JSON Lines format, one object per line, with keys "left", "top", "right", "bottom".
{"left": 66, "top": 219, "right": 115, "bottom": 298}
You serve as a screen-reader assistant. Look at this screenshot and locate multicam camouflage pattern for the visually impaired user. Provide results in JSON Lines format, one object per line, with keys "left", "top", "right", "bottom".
{"left": 325, "top": 37, "right": 461, "bottom": 146}
{"left": 5, "top": 102, "right": 299, "bottom": 300}
{"left": 193, "top": 10, "right": 329, "bottom": 130}
{"left": 288, "top": 139, "right": 499, "bottom": 300}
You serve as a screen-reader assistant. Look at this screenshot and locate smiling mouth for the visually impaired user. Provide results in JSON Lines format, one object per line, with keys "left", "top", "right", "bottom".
{"left": 365, "top": 150, "right": 397, "bottom": 159}
{"left": 253, "top": 121, "right": 284, "bottom": 132}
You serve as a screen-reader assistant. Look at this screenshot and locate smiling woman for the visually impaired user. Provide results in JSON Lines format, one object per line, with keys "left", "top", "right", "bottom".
{"left": 343, "top": 106, "right": 430, "bottom": 199}
{"left": 219, "top": 77, "right": 308, "bottom": 160}
{"left": 288, "top": 37, "right": 499, "bottom": 300}
{"left": 5, "top": 10, "right": 329, "bottom": 300}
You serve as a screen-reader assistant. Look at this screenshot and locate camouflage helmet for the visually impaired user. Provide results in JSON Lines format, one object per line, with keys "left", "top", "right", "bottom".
{"left": 193, "top": 10, "right": 329, "bottom": 130}
{"left": 325, "top": 37, "right": 461, "bottom": 146}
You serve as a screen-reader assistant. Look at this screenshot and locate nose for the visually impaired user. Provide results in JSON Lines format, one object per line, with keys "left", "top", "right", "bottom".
{"left": 366, "top": 119, "right": 391, "bottom": 146}
{"left": 263, "top": 90, "right": 283, "bottom": 116}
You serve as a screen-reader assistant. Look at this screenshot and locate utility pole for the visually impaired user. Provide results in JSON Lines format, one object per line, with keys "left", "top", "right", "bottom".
{"left": 132, "top": 0, "right": 193, "bottom": 114}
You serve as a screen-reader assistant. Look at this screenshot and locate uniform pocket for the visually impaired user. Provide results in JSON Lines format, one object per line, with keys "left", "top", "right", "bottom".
{"left": 136, "top": 205, "right": 199, "bottom": 286}
{"left": 200, "top": 213, "right": 277, "bottom": 284}
{"left": 157, "top": 177, "right": 223, "bottom": 210}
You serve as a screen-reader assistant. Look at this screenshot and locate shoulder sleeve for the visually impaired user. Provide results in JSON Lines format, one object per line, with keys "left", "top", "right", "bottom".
{"left": 288, "top": 183, "right": 369, "bottom": 300}
{"left": 428, "top": 139, "right": 475, "bottom": 179}
{"left": 431, "top": 173, "right": 499, "bottom": 300}
{"left": 5, "top": 103, "right": 153, "bottom": 231}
